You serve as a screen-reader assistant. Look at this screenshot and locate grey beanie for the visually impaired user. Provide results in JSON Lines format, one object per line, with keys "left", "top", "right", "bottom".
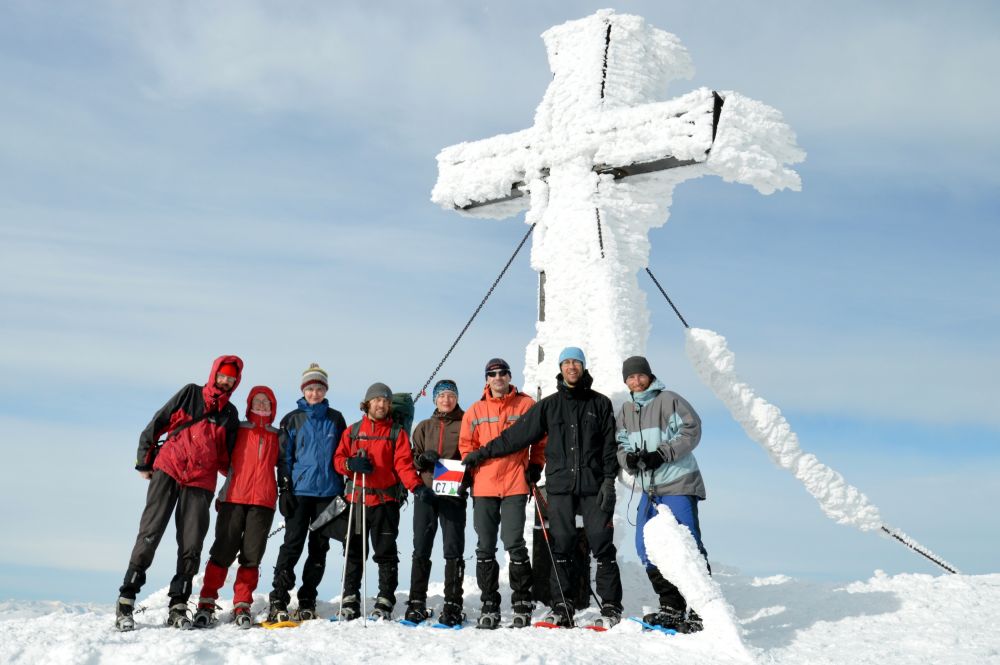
{"left": 364, "top": 382, "right": 393, "bottom": 402}
{"left": 622, "top": 356, "right": 654, "bottom": 382}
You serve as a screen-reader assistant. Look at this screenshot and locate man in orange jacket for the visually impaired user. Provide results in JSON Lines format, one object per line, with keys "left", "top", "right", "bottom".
{"left": 459, "top": 358, "right": 545, "bottom": 629}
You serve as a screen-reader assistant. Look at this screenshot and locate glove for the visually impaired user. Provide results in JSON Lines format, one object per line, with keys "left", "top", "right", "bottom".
{"left": 347, "top": 456, "right": 374, "bottom": 475}
{"left": 525, "top": 463, "right": 543, "bottom": 485}
{"left": 596, "top": 477, "right": 616, "bottom": 512}
{"left": 413, "top": 485, "right": 437, "bottom": 505}
{"left": 640, "top": 449, "right": 666, "bottom": 471}
{"left": 279, "top": 490, "right": 297, "bottom": 518}
{"left": 623, "top": 452, "right": 640, "bottom": 472}
{"left": 415, "top": 450, "right": 440, "bottom": 471}
{"left": 462, "top": 447, "right": 490, "bottom": 468}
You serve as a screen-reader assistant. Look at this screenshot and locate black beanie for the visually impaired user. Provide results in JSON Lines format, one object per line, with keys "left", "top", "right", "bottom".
{"left": 622, "top": 356, "right": 654, "bottom": 382}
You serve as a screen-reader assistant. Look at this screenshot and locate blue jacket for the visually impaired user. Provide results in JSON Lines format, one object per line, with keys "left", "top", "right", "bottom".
{"left": 615, "top": 379, "right": 705, "bottom": 499}
{"left": 277, "top": 398, "right": 348, "bottom": 498}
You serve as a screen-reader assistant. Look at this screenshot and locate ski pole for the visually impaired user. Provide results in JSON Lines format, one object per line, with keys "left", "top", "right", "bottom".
{"left": 360, "top": 450, "right": 368, "bottom": 626}
{"left": 531, "top": 484, "right": 572, "bottom": 626}
{"left": 338, "top": 471, "right": 358, "bottom": 622}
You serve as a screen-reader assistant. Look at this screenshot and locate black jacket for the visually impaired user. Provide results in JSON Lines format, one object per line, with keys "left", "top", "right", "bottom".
{"left": 483, "top": 371, "right": 617, "bottom": 495}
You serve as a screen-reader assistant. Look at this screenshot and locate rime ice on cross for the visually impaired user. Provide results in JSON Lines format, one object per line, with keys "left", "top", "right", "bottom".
{"left": 432, "top": 10, "right": 804, "bottom": 401}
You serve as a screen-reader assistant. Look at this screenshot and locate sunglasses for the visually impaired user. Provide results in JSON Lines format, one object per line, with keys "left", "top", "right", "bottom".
{"left": 486, "top": 370, "right": 510, "bottom": 378}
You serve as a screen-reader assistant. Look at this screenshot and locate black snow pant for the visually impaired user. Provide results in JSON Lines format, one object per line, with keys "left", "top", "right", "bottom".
{"left": 343, "top": 501, "right": 401, "bottom": 605}
{"left": 409, "top": 495, "right": 467, "bottom": 605}
{"left": 119, "top": 470, "right": 212, "bottom": 604}
{"left": 270, "top": 495, "right": 334, "bottom": 605}
{"left": 472, "top": 494, "right": 533, "bottom": 606}
{"left": 208, "top": 503, "right": 275, "bottom": 568}
{"left": 547, "top": 493, "right": 623, "bottom": 612}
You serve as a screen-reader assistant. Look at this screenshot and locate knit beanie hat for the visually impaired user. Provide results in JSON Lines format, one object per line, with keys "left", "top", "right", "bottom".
{"left": 484, "top": 358, "right": 510, "bottom": 376}
{"left": 301, "top": 363, "right": 329, "bottom": 391}
{"left": 364, "top": 382, "right": 393, "bottom": 402}
{"left": 558, "top": 346, "right": 586, "bottom": 368}
{"left": 433, "top": 379, "right": 459, "bottom": 400}
{"left": 622, "top": 355, "right": 654, "bottom": 382}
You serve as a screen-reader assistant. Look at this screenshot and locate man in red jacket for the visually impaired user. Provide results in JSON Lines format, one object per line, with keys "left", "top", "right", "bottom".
{"left": 333, "top": 382, "right": 435, "bottom": 620}
{"left": 115, "top": 356, "right": 242, "bottom": 632}
{"left": 192, "top": 386, "right": 280, "bottom": 629}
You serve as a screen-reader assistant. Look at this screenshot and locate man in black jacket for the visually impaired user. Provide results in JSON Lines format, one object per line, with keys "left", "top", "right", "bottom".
{"left": 462, "top": 347, "right": 623, "bottom": 628}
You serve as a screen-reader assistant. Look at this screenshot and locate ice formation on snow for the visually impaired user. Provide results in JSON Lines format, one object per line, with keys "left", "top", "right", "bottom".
{"left": 432, "top": 9, "right": 803, "bottom": 401}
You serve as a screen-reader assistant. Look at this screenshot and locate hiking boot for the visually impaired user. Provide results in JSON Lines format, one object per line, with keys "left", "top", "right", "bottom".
{"left": 267, "top": 599, "right": 290, "bottom": 623}
{"left": 233, "top": 603, "right": 253, "bottom": 630}
{"left": 338, "top": 594, "right": 360, "bottom": 621}
{"left": 166, "top": 603, "right": 193, "bottom": 630}
{"left": 643, "top": 606, "right": 686, "bottom": 631}
{"left": 294, "top": 600, "right": 317, "bottom": 621}
{"left": 192, "top": 599, "right": 218, "bottom": 628}
{"left": 541, "top": 601, "right": 574, "bottom": 628}
{"left": 437, "top": 602, "right": 465, "bottom": 628}
{"left": 684, "top": 609, "right": 704, "bottom": 634}
{"left": 476, "top": 601, "right": 501, "bottom": 630}
{"left": 370, "top": 596, "right": 394, "bottom": 621}
{"left": 404, "top": 600, "right": 432, "bottom": 624}
{"left": 114, "top": 597, "right": 135, "bottom": 632}
{"left": 591, "top": 602, "right": 621, "bottom": 629}
{"left": 511, "top": 600, "right": 534, "bottom": 628}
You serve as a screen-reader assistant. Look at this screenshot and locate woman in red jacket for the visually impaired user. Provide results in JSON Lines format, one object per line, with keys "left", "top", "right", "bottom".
{"left": 193, "top": 386, "right": 280, "bottom": 629}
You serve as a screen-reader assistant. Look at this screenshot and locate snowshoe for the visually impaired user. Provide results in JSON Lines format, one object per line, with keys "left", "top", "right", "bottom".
{"left": 114, "top": 597, "right": 135, "bottom": 632}
{"left": 192, "top": 600, "right": 218, "bottom": 628}
{"left": 369, "top": 596, "right": 394, "bottom": 621}
{"left": 628, "top": 616, "right": 677, "bottom": 635}
{"left": 293, "top": 601, "right": 317, "bottom": 621}
{"left": 642, "top": 606, "right": 686, "bottom": 632}
{"left": 233, "top": 603, "right": 253, "bottom": 630}
{"left": 403, "top": 600, "right": 432, "bottom": 624}
{"left": 588, "top": 603, "right": 621, "bottom": 630}
{"left": 166, "top": 603, "right": 193, "bottom": 630}
{"left": 536, "top": 601, "right": 574, "bottom": 628}
{"left": 267, "top": 599, "right": 290, "bottom": 624}
{"left": 435, "top": 602, "right": 465, "bottom": 629}
{"left": 684, "top": 609, "right": 704, "bottom": 634}
{"left": 510, "top": 601, "right": 534, "bottom": 628}
{"left": 336, "top": 595, "right": 361, "bottom": 622}
{"left": 476, "top": 602, "right": 501, "bottom": 630}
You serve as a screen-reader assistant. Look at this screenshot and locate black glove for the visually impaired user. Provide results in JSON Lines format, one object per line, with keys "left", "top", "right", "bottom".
{"left": 462, "top": 447, "right": 490, "bottom": 468}
{"left": 640, "top": 449, "right": 666, "bottom": 471}
{"left": 525, "top": 463, "right": 543, "bottom": 485}
{"left": 415, "top": 450, "right": 440, "bottom": 471}
{"left": 596, "top": 477, "right": 616, "bottom": 513}
{"left": 347, "top": 456, "right": 373, "bottom": 475}
{"left": 279, "top": 490, "right": 297, "bottom": 518}
{"left": 624, "top": 452, "right": 640, "bottom": 472}
{"left": 413, "top": 485, "right": 437, "bottom": 505}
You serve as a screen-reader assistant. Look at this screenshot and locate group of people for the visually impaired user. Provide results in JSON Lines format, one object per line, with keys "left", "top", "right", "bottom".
{"left": 113, "top": 347, "right": 710, "bottom": 634}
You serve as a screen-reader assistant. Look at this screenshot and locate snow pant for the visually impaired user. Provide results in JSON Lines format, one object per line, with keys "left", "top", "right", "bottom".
{"left": 198, "top": 502, "right": 275, "bottom": 606}
{"left": 409, "top": 495, "right": 467, "bottom": 605}
{"left": 472, "top": 494, "right": 533, "bottom": 606}
{"left": 636, "top": 493, "right": 709, "bottom": 611}
{"left": 118, "top": 470, "right": 211, "bottom": 604}
{"left": 547, "top": 492, "right": 623, "bottom": 612}
{"left": 531, "top": 487, "right": 592, "bottom": 608}
{"left": 343, "top": 501, "right": 401, "bottom": 605}
{"left": 270, "top": 495, "right": 335, "bottom": 606}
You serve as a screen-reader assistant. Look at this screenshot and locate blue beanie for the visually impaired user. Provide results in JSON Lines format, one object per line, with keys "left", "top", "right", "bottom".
{"left": 433, "top": 379, "right": 458, "bottom": 400}
{"left": 558, "top": 347, "right": 586, "bottom": 368}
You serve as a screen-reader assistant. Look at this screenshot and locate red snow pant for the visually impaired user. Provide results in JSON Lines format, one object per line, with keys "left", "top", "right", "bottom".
{"left": 198, "top": 502, "right": 275, "bottom": 606}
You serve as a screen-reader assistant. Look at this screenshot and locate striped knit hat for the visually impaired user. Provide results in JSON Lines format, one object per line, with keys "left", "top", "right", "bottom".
{"left": 301, "top": 363, "right": 329, "bottom": 391}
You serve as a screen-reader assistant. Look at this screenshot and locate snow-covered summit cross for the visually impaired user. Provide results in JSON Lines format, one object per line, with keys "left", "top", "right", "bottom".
{"left": 432, "top": 10, "right": 804, "bottom": 401}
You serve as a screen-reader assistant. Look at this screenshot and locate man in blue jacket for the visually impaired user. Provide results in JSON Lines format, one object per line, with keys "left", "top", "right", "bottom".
{"left": 267, "top": 363, "right": 347, "bottom": 622}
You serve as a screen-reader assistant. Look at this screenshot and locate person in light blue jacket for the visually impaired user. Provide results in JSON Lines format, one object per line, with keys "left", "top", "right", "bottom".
{"left": 615, "top": 356, "right": 707, "bottom": 634}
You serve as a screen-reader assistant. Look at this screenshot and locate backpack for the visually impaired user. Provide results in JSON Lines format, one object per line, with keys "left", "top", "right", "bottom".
{"left": 390, "top": 392, "right": 415, "bottom": 435}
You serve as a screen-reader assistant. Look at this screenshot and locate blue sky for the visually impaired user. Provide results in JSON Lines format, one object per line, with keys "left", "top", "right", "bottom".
{"left": 1, "top": 1, "right": 997, "bottom": 602}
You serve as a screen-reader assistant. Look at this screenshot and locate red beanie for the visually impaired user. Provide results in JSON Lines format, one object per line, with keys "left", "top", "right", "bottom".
{"left": 218, "top": 362, "right": 240, "bottom": 378}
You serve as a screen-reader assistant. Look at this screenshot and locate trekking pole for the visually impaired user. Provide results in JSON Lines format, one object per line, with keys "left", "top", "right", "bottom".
{"left": 338, "top": 471, "right": 358, "bottom": 622}
{"left": 530, "top": 484, "right": 572, "bottom": 626}
{"left": 360, "top": 450, "right": 369, "bottom": 626}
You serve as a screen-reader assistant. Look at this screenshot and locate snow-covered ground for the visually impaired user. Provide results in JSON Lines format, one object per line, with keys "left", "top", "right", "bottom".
{"left": 3, "top": 565, "right": 997, "bottom": 665}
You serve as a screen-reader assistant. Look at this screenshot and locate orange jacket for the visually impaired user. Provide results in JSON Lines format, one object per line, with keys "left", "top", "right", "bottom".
{"left": 459, "top": 385, "right": 545, "bottom": 498}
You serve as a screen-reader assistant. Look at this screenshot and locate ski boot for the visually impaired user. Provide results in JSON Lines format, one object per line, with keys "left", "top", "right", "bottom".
{"left": 233, "top": 602, "right": 253, "bottom": 630}
{"left": 166, "top": 602, "right": 193, "bottom": 630}
{"left": 684, "top": 609, "right": 704, "bottom": 634}
{"left": 404, "top": 600, "right": 432, "bottom": 624}
{"left": 437, "top": 601, "right": 465, "bottom": 628}
{"left": 114, "top": 597, "right": 136, "bottom": 632}
{"left": 294, "top": 600, "right": 317, "bottom": 621}
{"left": 370, "top": 596, "right": 394, "bottom": 621}
{"left": 590, "top": 602, "right": 622, "bottom": 629}
{"left": 192, "top": 599, "right": 219, "bottom": 628}
{"left": 476, "top": 601, "right": 501, "bottom": 630}
{"left": 540, "top": 601, "right": 574, "bottom": 628}
{"left": 338, "top": 594, "right": 360, "bottom": 621}
{"left": 643, "top": 606, "right": 686, "bottom": 632}
{"left": 510, "top": 600, "right": 534, "bottom": 628}
{"left": 267, "top": 599, "right": 290, "bottom": 623}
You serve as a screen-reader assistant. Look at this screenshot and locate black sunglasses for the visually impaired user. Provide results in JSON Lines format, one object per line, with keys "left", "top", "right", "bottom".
{"left": 486, "top": 370, "right": 510, "bottom": 378}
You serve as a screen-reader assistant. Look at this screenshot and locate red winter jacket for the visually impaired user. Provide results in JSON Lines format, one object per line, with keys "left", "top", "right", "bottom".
{"left": 217, "top": 386, "right": 280, "bottom": 509}
{"left": 137, "top": 355, "right": 243, "bottom": 492}
{"left": 334, "top": 414, "right": 422, "bottom": 507}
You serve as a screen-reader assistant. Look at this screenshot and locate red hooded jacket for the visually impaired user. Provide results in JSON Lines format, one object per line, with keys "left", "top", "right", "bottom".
{"left": 136, "top": 355, "right": 243, "bottom": 492}
{"left": 334, "top": 414, "right": 422, "bottom": 507}
{"left": 217, "top": 386, "right": 280, "bottom": 509}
